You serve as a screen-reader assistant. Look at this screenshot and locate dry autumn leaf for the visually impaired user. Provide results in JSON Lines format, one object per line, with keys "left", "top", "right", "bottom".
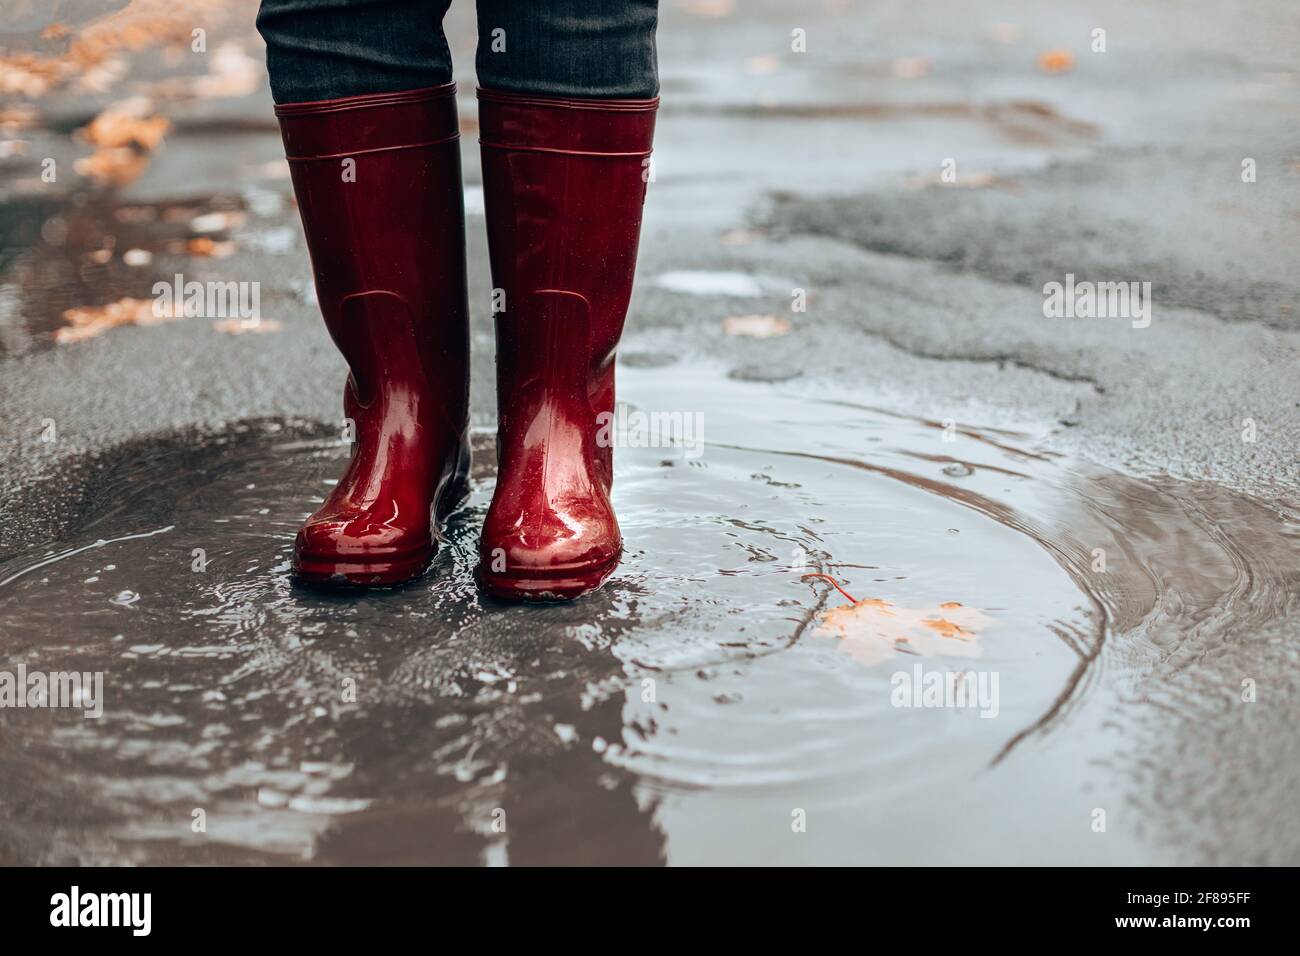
{"left": 1036, "top": 49, "right": 1075, "bottom": 74}
{"left": 77, "top": 97, "right": 169, "bottom": 150}
{"left": 0, "top": 106, "right": 38, "bottom": 133}
{"left": 0, "top": 0, "right": 229, "bottom": 98}
{"left": 56, "top": 297, "right": 180, "bottom": 345}
{"left": 213, "top": 318, "right": 283, "bottom": 335}
{"left": 74, "top": 146, "right": 151, "bottom": 187}
{"left": 189, "top": 211, "right": 246, "bottom": 233}
{"left": 73, "top": 97, "right": 170, "bottom": 186}
{"left": 183, "top": 237, "right": 236, "bottom": 258}
{"left": 806, "top": 574, "right": 994, "bottom": 666}
{"left": 723, "top": 314, "right": 790, "bottom": 338}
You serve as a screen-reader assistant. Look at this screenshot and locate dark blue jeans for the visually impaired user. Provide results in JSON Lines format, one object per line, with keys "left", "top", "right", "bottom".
{"left": 256, "top": 0, "right": 659, "bottom": 104}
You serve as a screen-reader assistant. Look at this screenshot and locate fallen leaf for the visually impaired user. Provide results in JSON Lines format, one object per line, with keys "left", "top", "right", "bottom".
{"left": 0, "top": 54, "right": 61, "bottom": 98}
{"left": 56, "top": 296, "right": 179, "bottom": 344}
{"left": 0, "top": 106, "right": 38, "bottom": 133}
{"left": 76, "top": 57, "right": 128, "bottom": 94}
{"left": 807, "top": 575, "right": 993, "bottom": 666}
{"left": 74, "top": 146, "right": 150, "bottom": 186}
{"left": 73, "top": 97, "right": 170, "bottom": 186}
{"left": 1036, "top": 49, "right": 1075, "bottom": 74}
{"left": 77, "top": 97, "right": 169, "bottom": 150}
{"left": 213, "top": 318, "right": 283, "bottom": 335}
{"left": 183, "top": 237, "right": 236, "bottom": 258}
{"left": 189, "top": 211, "right": 246, "bottom": 234}
{"left": 0, "top": 0, "right": 233, "bottom": 98}
{"left": 920, "top": 617, "right": 972, "bottom": 639}
{"left": 723, "top": 314, "right": 791, "bottom": 338}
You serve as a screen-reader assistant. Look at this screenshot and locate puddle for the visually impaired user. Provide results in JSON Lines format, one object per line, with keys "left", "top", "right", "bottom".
{"left": 0, "top": 363, "right": 1295, "bottom": 864}
{"left": 0, "top": 192, "right": 259, "bottom": 353}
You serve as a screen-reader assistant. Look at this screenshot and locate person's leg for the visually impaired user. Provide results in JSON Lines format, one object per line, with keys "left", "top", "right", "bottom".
{"left": 258, "top": 0, "right": 471, "bottom": 585}
{"left": 474, "top": 0, "right": 658, "bottom": 99}
{"left": 257, "top": 0, "right": 453, "bottom": 103}
{"left": 473, "top": 1, "right": 659, "bottom": 601}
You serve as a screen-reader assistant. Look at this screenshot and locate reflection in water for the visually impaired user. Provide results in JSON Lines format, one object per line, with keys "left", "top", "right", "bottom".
{"left": 1, "top": 365, "right": 1295, "bottom": 864}
{"left": 0, "top": 193, "right": 255, "bottom": 356}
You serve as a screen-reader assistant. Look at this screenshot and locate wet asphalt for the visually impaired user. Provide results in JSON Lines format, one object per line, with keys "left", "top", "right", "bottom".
{"left": 1, "top": 0, "right": 1299, "bottom": 864}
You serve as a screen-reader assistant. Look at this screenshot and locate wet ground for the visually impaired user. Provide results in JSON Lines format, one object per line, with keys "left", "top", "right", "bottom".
{"left": 2, "top": 0, "right": 1299, "bottom": 864}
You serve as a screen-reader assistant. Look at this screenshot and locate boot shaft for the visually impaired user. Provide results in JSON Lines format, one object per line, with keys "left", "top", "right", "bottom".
{"left": 278, "top": 85, "right": 470, "bottom": 421}
{"left": 477, "top": 90, "right": 658, "bottom": 486}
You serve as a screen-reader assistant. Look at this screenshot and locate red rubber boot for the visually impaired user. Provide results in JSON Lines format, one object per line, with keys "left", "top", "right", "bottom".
{"left": 277, "top": 85, "right": 470, "bottom": 586}
{"left": 476, "top": 89, "right": 658, "bottom": 601}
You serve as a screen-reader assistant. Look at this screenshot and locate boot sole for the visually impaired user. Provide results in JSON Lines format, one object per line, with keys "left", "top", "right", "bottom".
{"left": 292, "top": 469, "right": 471, "bottom": 589}
{"left": 294, "top": 548, "right": 433, "bottom": 588}
{"left": 477, "top": 553, "right": 621, "bottom": 603}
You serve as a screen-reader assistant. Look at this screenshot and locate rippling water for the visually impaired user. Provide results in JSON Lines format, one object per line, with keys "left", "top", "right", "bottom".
{"left": 1, "top": 363, "right": 1296, "bottom": 864}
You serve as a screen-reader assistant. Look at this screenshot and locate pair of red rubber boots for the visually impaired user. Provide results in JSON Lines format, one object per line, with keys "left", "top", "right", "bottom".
{"left": 277, "top": 85, "right": 656, "bottom": 600}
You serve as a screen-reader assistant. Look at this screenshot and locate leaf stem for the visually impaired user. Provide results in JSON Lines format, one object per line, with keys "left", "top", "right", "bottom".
{"left": 801, "top": 572, "right": 858, "bottom": 604}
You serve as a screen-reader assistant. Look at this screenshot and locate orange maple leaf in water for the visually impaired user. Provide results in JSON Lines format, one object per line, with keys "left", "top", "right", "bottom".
{"left": 805, "top": 574, "right": 993, "bottom": 666}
